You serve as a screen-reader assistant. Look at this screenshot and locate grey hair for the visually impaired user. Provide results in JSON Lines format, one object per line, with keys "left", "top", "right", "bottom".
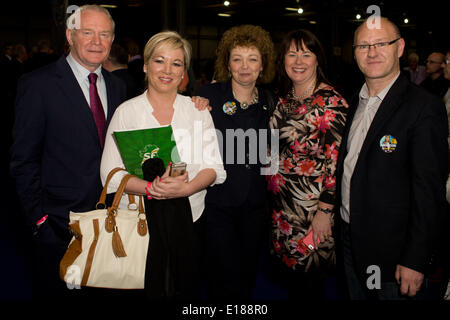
{"left": 66, "top": 5, "right": 115, "bottom": 34}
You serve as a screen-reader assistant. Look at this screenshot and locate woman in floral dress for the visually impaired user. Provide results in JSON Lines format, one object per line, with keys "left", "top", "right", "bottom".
{"left": 268, "top": 29, "right": 348, "bottom": 299}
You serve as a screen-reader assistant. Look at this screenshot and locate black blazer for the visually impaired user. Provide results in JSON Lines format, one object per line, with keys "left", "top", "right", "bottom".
{"left": 10, "top": 55, "right": 126, "bottom": 231}
{"left": 196, "top": 81, "right": 274, "bottom": 208}
{"left": 335, "top": 74, "right": 448, "bottom": 282}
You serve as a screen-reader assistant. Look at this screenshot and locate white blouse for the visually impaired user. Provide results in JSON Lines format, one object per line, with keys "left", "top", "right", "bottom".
{"left": 100, "top": 91, "right": 226, "bottom": 222}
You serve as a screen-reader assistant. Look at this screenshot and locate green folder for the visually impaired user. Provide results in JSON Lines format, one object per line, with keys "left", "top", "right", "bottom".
{"left": 113, "top": 125, "right": 180, "bottom": 179}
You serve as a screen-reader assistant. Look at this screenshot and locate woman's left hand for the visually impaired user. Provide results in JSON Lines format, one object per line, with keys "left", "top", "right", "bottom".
{"left": 308, "top": 210, "right": 332, "bottom": 249}
{"left": 191, "top": 96, "right": 211, "bottom": 111}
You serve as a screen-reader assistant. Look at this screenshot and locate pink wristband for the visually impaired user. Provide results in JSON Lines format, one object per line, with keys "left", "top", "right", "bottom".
{"left": 146, "top": 182, "right": 152, "bottom": 200}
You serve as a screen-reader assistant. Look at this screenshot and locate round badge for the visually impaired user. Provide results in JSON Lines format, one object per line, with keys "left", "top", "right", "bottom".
{"left": 223, "top": 101, "right": 237, "bottom": 115}
{"left": 379, "top": 135, "right": 397, "bottom": 153}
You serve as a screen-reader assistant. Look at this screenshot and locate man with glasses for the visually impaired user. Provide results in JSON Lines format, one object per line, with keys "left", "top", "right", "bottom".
{"left": 421, "top": 52, "right": 449, "bottom": 98}
{"left": 10, "top": 5, "right": 126, "bottom": 300}
{"left": 336, "top": 17, "right": 448, "bottom": 300}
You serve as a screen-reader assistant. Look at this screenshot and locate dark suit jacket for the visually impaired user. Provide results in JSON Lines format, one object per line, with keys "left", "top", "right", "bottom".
{"left": 10, "top": 55, "right": 126, "bottom": 233}
{"left": 336, "top": 74, "right": 448, "bottom": 282}
{"left": 112, "top": 69, "right": 139, "bottom": 100}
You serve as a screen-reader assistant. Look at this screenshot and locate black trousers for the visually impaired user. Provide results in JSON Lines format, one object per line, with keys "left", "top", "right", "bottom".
{"left": 204, "top": 202, "right": 268, "bottom": 301}
{"left": 144, "top": 197, "right": 203, "bottom": 301}
{"left": 30, "top": 218, "right": 73, "bottom": 301}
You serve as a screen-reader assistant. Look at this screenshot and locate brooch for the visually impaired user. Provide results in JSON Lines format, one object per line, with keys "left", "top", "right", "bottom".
{"left": 223, "top": 101, "right": 237, "bottom": 115}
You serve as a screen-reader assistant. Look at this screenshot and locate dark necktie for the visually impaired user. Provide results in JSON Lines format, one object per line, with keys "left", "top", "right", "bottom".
{"left": 88, "top": 73, "right": 106, "bottom": 147}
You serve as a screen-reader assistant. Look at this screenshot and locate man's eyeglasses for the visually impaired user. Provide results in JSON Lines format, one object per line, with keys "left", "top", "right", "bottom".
{"left": 353, "top": 38, "right": 401, "bottom": 52}
{"left": 426, "top": 59, "right": 442, "bottom": 64}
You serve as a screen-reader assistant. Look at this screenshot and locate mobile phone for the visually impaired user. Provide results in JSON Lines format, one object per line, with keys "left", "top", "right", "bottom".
{"left": 298, "top": 230, "right": 320, "bottom": 255}
{"left": 169, "top": 162, "right": 187, "bottom": 177}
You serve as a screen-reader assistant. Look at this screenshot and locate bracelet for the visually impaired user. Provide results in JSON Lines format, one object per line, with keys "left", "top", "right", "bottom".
{"left": 318, "top": 207, "right": 333, "bottom": 215}
{"left": 145, "top": 182, "right": 152, "bottom": 200}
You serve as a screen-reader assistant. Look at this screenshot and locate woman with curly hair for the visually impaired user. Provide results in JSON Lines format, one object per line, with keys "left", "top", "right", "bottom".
{"left": 268, "top": 29, "right": 348, "bottom": 299}
{"left": 195, "top": 24, "right": 276, "bottom": 300}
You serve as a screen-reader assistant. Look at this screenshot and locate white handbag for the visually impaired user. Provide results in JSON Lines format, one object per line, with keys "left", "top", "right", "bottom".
{"left": 59, "top": 168, "right": 149, "bottom": 289}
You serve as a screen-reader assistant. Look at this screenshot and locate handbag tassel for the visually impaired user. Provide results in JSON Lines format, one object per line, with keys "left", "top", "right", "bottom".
{"left": 112, "top": 227, "right": 127, "bottom": 258}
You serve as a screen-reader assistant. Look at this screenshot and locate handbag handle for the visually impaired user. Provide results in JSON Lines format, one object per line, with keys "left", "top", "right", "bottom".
{"left": 128, "top": 194, "right": 147, "bottom": 236}
{"left": 110, "top": 174, "right": 137, "bottom": 212}
{"left": 96, "top": 167, "right": 126, "bottom": 209}
{"left": 127, "top": 194, "right": 145, "bottom": 214}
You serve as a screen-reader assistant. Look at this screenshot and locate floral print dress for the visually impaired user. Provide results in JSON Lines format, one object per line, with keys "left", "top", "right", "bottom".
{"left": 268, "top": 86, "right": 348, "bottom": 273}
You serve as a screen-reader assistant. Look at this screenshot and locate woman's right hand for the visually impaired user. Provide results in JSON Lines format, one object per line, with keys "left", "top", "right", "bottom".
{"left": 146, "top": 165, "right": 190, "bottom": 199}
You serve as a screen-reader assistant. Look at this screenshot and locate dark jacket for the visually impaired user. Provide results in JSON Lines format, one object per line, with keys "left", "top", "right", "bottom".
{"left": 10, "top": 55, "right": 126, "bottom": 232}
{"left": 336, "top": 74, "right": 448, "bottom": 282}
{"left": 420, "top": 73, "right": 449, "bottom": 98}
{"left": 196, "top": 81, "right": 275, "bottom": 208}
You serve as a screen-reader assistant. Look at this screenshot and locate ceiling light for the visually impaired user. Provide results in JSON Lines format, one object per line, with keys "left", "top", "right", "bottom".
{"left": 404, "top": 18, "right": 409, "bottom": 24}
{"left": 297, "top": 8, "right": 304, "bottom": 14}
{"left": 218, "top": 13, "right": 231, "bottom": 17}
{"left": 224, "top": 1, "right": 230, "bottom": 6}
{"left": 100, "top": 4, "right": 117, "bottom": 9}
{"left": 356, "top": 14, "right": 361, "bottom": 20}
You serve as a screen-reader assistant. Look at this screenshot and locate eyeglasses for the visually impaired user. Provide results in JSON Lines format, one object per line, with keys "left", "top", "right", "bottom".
{"left": 426, "top": 59, "right": 442, "bottom": 64}
{"left": 353, "top": 38, "right": 401, "bottom": 52}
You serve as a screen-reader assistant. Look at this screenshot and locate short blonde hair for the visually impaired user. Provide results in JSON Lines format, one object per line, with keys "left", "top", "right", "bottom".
{"left": 214, "top": 25, "right": 275, "bottom": 84}
{"left": 143, "top": 31, "right": 192, "bottom": 71}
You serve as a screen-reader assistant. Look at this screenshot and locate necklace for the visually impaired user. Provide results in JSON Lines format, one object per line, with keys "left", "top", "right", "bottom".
{"left": 292, "top": 82, "right": 315, "bottom": 101}
{"left": 233, "top": 88, "right": 259, "bottom": 110}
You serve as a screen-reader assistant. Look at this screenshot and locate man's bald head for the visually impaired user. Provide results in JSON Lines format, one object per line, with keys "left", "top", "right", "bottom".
{"left": 425, "top": 52, "right": 445, "bottom": 75}
{"left": 354, "top": 17, "right": 401, "bottom": 44}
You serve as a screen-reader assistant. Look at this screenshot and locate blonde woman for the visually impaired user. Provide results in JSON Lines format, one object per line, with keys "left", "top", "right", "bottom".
{"left": 100, "top": 31, "right": 225, "bottom": 299}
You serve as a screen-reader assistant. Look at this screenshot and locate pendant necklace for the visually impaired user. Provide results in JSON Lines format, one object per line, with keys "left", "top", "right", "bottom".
{"left": 233, "top": 88, "right": 259, "bottom": 110}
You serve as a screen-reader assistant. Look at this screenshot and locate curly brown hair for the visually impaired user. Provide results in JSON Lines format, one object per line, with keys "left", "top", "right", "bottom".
{"left": 214, "top": 24, "right": 275, "bottom": 84}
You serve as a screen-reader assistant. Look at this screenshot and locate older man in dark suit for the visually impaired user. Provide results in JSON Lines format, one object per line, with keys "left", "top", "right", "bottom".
{"left": 336, "top": 17, "right": 448, "bottom": 300}
{"left": 10, "top": 5, "right": 126, "bottom": 300}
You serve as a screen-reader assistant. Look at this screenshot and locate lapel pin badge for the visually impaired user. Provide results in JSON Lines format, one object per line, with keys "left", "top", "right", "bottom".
{"left": 380, "top": 135, "right": 397, "bottom": 153}
{"left": 223, "top": 101, "right": 237, "bottom": 115}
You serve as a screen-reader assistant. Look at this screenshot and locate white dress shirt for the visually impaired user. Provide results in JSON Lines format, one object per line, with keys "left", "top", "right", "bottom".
{"left": 340, "top": 73, "right": 400, "bottom": 223}
{"left": 66, "top": 53, "right": 108, "bottom": 119}
{"left": 100, "top": 91, "right": 226, "bottom": 222}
